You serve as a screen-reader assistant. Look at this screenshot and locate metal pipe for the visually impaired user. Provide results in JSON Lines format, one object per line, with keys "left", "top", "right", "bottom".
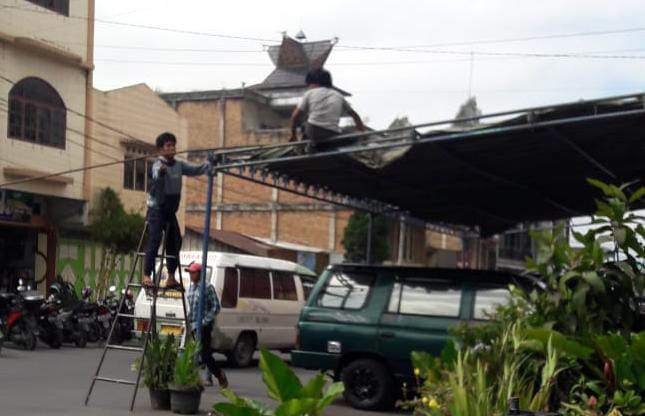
{"left": 195, "top": 152, "right": 215, "bottom": 349}
{"left": 366, "top": 212, "right": 373, "bottom": 264}
{"left": 182, "top": 90, "right": 645, "bottom": 157}
{"left": 214, "top": 108, "right": 645, "bottom": 171}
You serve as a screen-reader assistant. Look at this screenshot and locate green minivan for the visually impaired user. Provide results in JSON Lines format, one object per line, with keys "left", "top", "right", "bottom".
{"left": 291, "top": 264, "right": 532, "bottom": 411}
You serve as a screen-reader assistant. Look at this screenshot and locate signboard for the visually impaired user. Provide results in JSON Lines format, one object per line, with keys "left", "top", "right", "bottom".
{"left": 0, "top": 190, "right": 34, "bottom": 223}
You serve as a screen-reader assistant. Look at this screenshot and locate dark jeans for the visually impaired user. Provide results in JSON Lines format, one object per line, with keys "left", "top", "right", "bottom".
{"left": 143, "top": 208, "right": 182, "bottom": 277}
{"left": 305, "top": 122, "right": 338, "bottom": 151}
{"left": 199, "top": 322, "right": 222, "bottom": 378}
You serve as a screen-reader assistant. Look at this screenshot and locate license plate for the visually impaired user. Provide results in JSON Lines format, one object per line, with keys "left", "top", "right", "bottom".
{"left": 160, "top": 325, "right": 183, "bottom": 336}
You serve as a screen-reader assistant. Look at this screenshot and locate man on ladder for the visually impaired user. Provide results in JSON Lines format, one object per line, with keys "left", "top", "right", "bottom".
{"left": 142, "top": 132, "right": 210, "bottom": 289}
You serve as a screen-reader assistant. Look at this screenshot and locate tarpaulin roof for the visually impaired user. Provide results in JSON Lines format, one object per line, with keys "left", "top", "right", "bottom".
{"left": 255, "top": 94, "right": 645, "bottom": 235}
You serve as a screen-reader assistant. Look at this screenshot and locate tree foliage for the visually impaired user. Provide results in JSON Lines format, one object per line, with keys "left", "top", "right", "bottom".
{"left": 341, "top": 212, "right": 389, "bottom": 263}
{"left": 90, "top": 188, "right": 145, "bottom": 298}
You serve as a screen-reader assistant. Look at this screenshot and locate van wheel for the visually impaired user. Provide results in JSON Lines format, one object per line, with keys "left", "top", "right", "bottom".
{"left": 227, "top": 333, "right": 256, "bottom": 367}
{"left": 341, "top": 358, "right": 394, "bottom": 410}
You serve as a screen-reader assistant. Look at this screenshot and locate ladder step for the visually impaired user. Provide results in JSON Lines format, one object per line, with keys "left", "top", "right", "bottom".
{"left": 135, "top": 252, "right": 177, "bottom": 259}
{"left": 119, "top": 313, "right": 185, "bottom": 322}
{"left": 94, "top": 376, "right": 136, "bottom": 386}
{"left": 106, "top": 344, "right": 143, "bottom": 352}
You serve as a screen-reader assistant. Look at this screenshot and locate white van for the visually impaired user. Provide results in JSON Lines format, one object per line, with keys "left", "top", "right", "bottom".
{"left": 133, "top": 251, "right": 317, "bottom": 367}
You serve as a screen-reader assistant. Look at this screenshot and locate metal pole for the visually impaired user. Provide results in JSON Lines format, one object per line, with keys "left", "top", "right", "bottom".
{"left": 366, "top": 213, "right": 373, "bottom": 264}
{"left": 195, "top": 152, "right": 215, "bottom": 350}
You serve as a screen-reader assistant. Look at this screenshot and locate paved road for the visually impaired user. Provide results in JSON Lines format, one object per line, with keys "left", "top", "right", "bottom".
{"left": 0, "top": 343, "right": 399, "bottom": 416}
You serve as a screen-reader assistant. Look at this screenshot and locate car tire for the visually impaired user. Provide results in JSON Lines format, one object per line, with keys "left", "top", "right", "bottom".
{"left": 227, "top": 333, "right": 256, "bottom": 368}
{"left": 340, "top": 358, "right": 394, "bottom": 410}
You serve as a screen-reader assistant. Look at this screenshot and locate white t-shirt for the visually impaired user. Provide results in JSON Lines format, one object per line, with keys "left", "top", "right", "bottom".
{"left": 297, "top": 87, "right": 351, "bottom": 133}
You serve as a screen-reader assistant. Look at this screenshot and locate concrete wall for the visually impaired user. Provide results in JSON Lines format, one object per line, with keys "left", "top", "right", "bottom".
{"left": 0, "top": 0, "right": 92, "bottom": 201}
{"left": 0, "top": 0, "right": 91, "bottom": 60}
{"left": 89, "top": 84, "right": 188, "bottom": 225}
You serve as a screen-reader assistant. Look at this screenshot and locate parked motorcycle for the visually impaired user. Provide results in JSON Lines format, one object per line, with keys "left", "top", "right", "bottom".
{"left": 14, "top": 279, "right": 64, "bottom": 349}
{"left": 79, "top": 287, "right": 112, "bottom": 343}
{"left": 105, "top": 286, "right": 134, "bottom": 344}
{"left": 48, "top": 282, "right": 88, "bottom": 348}
{"left": 0, "top": 292, "right": 37, "bottom": 350}
{"left": 35, "top": 300, "right": 63, "bottom": 349}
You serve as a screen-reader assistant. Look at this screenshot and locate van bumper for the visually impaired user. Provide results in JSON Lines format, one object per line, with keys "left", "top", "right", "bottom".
{"left": 291, "top": 350, "right": 339, "bottom": 371}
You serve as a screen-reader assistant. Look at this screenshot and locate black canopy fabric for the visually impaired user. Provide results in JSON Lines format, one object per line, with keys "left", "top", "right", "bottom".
{"left": 257, "top": 96, "right": 645, "bottom": 235}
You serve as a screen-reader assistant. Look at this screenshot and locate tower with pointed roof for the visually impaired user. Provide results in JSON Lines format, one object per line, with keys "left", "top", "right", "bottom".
{"left": 250, "top": 35, "right": 349, "bottom": 114}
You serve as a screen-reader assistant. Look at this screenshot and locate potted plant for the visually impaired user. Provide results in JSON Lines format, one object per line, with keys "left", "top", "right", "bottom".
{"left": 136, "top": 333, "right": 177, "bottom": 410}
{"left": 169, "top": 340, "right": 203, "bottom": 414}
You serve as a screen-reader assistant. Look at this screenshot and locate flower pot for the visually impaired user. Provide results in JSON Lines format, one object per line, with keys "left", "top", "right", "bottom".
{"left": 149, "top": 388, "right": 171, "bottom": 410}
{"left": 169, "top": 385, "right": 203, "bottom": 415}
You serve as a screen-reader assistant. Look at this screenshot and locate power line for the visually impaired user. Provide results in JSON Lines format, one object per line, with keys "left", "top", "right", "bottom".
{"left": 3, "top": 4, "right": 279, "bottom": 43}
{"left": 8, "top": 3, "right": 645, "bottom": 58}
{"left": 337, "top": 26, "right": 645, "bottom": 50}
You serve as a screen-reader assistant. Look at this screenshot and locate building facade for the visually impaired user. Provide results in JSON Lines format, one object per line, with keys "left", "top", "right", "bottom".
{"left": 0, "top": 0, "right": 94, "bottom": 294}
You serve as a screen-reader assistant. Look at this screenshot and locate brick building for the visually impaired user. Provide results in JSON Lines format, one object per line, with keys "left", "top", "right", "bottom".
{"left": 162, "top": 35, "right": 428, "bottom": 269}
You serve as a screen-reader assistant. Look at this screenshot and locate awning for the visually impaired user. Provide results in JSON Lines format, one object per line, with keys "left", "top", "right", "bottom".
{"left": 247, "top": 93, "right": 645, "bottom": 236}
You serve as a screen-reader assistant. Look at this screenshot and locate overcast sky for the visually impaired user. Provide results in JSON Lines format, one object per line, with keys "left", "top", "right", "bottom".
{"left": 92, "top": 0, "right": 645, "bottom": 129}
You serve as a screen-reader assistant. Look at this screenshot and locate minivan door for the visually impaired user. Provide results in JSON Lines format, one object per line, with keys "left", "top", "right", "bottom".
{"left": 377, "top": 278, "right": 465, "bottom": 378}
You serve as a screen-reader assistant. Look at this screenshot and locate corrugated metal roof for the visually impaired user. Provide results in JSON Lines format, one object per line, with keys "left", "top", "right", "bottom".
{"left": 254, "top": 94, "right": 645, "bottom": 235}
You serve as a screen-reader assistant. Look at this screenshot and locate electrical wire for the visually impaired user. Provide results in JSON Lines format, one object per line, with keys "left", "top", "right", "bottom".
{"left": 8, "top": 3, "right": 645, "bottom": 62}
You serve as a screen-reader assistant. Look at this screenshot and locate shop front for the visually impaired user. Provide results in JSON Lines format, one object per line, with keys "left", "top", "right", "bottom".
{"left": 0, "top": 189, "right": 56, "bottom": 296}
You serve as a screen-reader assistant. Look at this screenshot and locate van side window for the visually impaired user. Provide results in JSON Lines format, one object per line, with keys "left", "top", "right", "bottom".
{"left": 473, "top": 287, "right": 510, "bottom": 320}
{"left": 318, "top": 272, "right": 374, "bottom": 310}
{"left": 273, "top": 271, "right": 298, "bottom": 301}
{"left": 239, "top": 268, "right": 271, "bottom": 299}
{"left": 388, "top": 280, "right": 462, "bottom": 317}
{"left": 221, "top": 268, "right": 239, "bottom": 308}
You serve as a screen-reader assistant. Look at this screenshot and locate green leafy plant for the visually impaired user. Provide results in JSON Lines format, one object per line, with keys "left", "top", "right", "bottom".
{"left": 405, "top": 325, "right": 564, "bottom": 416}
{"left": 140, "top": 333, "right": 177, "bottom": 390}
{"left": 341, "top": 212, "right": 389, "bottom": 263}
{"left": 212, "top": 348, "right": 344, "bottom": 416}
{"left": 172, "top": 340, "right": 201, "bottom": 389}
{"left": 406, "top": 180, "right": 644, "bottom": 416}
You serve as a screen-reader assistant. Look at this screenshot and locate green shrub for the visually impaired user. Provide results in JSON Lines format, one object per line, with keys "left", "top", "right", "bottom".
{"left": 212, "top": 348, "right": 343, "bottom": 416}
{"left": 172, "top": 340, "right": 201, "bottom": 389}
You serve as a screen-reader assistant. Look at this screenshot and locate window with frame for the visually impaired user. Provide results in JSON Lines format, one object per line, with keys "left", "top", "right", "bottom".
{"left": 239, "top": 268, "right": 271, "bottom": 299}
{"left": 8, "top": 77, "right": 66, "bottom": 149}
{"left": 388, "top": 279, "right": 462, "bottom": 317}
{"left": 318, "top": 271, "right": 374, "bottom": 310}
{"left": 272, "top": 271, "right": 298, "bottom": 301}
{"left": 473, "top": 287, "right": 511, "bottom": 320}
{"left": 221, "top": 268, "right": 239, "bottom": 308}
{"left": 123, "top": 156, "right": 153, "bottom": 192}
{"left": 26, "top": 0, "right": 70, "bottom": 16}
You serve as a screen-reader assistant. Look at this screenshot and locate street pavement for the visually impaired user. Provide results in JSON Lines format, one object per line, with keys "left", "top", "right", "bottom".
{"left": 0, "top": 343, "right": 400, "bottom": 416}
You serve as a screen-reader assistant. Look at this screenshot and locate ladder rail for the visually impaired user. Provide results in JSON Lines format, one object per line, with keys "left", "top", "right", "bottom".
{"left": 84, "top": 221, "right": 148, "bottom": 406}
{"left": 85, "top": 221, "right": 190, "bottom": 412}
